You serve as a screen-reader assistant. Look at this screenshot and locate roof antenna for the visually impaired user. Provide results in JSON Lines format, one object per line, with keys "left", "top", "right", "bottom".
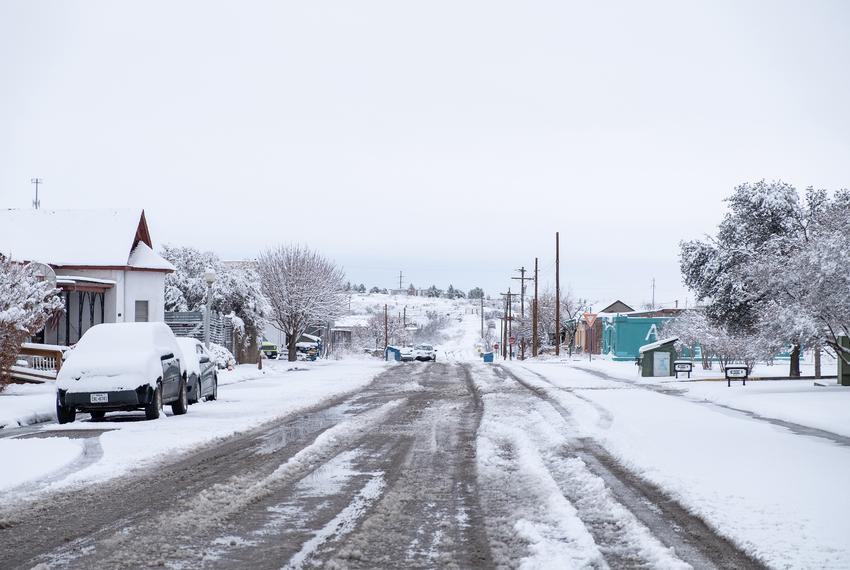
{"left": 31, "top": 178, "right": 43, "bottom": 209}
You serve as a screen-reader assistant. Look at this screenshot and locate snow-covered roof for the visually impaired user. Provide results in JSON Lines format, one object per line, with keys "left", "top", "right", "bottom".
{"left": 0, "top": 208, "right": 172, "bottom": 271}
{"left": 639, "top": 337, "right": 679, "bottom": 353}
{"left": 56, "top": 275, "right": 118, "bottom": 285}
{"left": 128, "top": 242, "right": 175, "bottom": 271}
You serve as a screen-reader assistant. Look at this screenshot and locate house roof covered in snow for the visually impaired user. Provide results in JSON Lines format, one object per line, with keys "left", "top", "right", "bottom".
{"left": 0, "top": 208, "right": 174, "bottom": 271}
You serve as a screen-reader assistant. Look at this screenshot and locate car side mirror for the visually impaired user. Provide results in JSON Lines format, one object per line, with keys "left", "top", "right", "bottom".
{"left": 199, "top": 356, "right": 210, "bottom": 364}
{"left": 160, "top": 353, "right": 174, "bottom": 361}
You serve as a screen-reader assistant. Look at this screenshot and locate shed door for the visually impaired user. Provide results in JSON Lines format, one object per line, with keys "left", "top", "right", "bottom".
{"left": 653, "top": 351, "right": 670, "bottom": 377}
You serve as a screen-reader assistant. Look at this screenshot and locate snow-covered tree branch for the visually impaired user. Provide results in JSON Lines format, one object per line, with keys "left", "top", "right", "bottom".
{"left": 161, "top": 245, "right": 269, "bottom": 348}
{"left": 0, "top": 256, "right": 64, "bottom": 389}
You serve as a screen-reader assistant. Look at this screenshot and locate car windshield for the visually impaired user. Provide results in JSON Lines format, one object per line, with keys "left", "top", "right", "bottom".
{"left": 416, "top": 345, "right": 432, "bottom": 350}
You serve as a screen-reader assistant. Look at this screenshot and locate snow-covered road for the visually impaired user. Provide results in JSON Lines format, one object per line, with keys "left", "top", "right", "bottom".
{"left": 1, "top": 360, "right": 847, "bottom": 569}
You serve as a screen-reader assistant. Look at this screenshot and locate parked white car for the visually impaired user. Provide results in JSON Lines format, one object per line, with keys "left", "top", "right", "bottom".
{"left": 413, "top": 344, "right": 437, "bottom": 362}
{"left": 399, "top": 346, "right": 415, "bottom": 362}
{"left": 175, "top": 337, "right": 219, "bottom": 404}
{"left": 56, "top": 322, "right": 189, "bottom": 423}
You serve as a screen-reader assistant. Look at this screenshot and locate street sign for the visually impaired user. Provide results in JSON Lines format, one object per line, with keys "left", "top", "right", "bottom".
{"left": 509, "top": 336, "right": 516, "bottom": 345}
{"left": 674, "top": 360, "right": 693, "bottom": 379}
{"left": 724, "top": 365, "right": 749, "bottom": 387}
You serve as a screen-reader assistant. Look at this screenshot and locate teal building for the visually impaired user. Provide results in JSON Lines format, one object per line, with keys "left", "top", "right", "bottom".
{"left": 602, "top": 315, "right": 674, "bottom": 361}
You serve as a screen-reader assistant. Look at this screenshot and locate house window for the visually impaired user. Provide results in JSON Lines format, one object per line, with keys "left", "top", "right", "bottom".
{"left": 135, "top": 300, "right": 149, "bottom": 322}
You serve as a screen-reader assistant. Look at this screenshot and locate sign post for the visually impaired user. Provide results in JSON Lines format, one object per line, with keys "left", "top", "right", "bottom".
{"left": 724, "top": 365, "right": 749, "bottom": 387}
{"left": 674, "top": 360, "right": 693, "bottom": 379}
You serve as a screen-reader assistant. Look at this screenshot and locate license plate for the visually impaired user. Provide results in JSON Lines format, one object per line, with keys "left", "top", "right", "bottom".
{"left": 90, "top": 393, "right": 108, "bottom": 403}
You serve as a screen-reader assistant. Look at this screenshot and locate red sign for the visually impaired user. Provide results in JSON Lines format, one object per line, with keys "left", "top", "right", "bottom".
{"left": 584, "top": 312, "right": 598, "bottom": 326}
{"left": 509, "top": 336, "right": 516, "bottom": 345}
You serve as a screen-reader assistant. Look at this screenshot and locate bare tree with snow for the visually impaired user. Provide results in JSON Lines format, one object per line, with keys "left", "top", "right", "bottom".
{"left": 0, "top": 256, "right": 64, "bottom": 390}
{"left": 257, "top": 245, "right": 346, "bottom": 361}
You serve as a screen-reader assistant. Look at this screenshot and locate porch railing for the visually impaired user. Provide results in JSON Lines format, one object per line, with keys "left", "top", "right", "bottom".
{"left": 9, "top": 343, "right": 68, "bottom": 383}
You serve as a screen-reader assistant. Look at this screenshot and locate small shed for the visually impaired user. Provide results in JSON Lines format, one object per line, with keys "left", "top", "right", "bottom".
{"left": 638, "top": 337, "right": 678, "bottom": 377}
{"left": 385, "top": 346, "right": 401, "bottom": 361}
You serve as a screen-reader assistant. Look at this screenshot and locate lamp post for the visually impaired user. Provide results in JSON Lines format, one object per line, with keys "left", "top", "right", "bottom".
{"left": 203, "top": 268, "right": 216, "bottom": 349}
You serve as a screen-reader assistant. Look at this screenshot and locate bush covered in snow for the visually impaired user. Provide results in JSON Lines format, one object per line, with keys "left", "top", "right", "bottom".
{"left": 0, "top": 257, "right": 64, "bottom": 390}
{"left": 207, "top": 342, "right": 236, "bottom": 369}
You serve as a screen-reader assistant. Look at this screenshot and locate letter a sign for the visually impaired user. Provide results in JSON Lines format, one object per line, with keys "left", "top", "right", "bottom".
{"left": 645, "top": 324, "right": 659, "bottom": 342}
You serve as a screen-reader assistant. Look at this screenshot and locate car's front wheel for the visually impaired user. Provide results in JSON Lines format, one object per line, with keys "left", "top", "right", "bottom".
{"left": 145, "top": 382, "right": 162, "bottom": 420}
{"left": 171, "top": 377, "right": 188, "bottom": 415}
{"left": 56, "top": 397, "right": 75, "bottom": 424}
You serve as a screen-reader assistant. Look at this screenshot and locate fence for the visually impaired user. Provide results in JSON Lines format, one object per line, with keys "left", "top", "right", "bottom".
{"left": 164, "top": 311, "right": 235, "bottom": 353}
{"left": 9, "top": 343, "right": 68, "bottom": 383}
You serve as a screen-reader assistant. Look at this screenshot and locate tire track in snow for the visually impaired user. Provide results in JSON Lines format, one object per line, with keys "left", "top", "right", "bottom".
{"left": 75, "top": 398, "right": 409, "bottom": 570}
{"left": 307, "top": 363, "right": 493, "bottom": 570}
{"left": 0, "top": 368, "right": 405, "bottom": 570}
{"left": 499, "top": 364, "right": 767, "bottom": 570}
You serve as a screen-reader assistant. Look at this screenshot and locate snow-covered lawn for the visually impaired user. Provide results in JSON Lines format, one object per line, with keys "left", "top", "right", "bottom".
{"left": 509, "top": 360, "right": 850, "bottom": 569}
{"left": 553, "top": 357, "right": 850, "bottom": 437}
{"left": 0, "top": 381, "right": 57, "bottom": 429}
{"left": 0, "top": 358, "right": 390, "bottom": 498}
{"left": 566, "top": 353, "right": 837, "bottom": 380}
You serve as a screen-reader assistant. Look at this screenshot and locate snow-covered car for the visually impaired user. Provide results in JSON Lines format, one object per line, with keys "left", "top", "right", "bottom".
{"left": 413, "top": 344, "right": 437, "bottom": 362}
{"left": 56, "top": 323, "right": 189, "bottom": 423}
{"left": 399, "top": 346, "right": 415, "bottom": 362}
{"left": 176, "top": 337, "right": 219, "bottom": 404}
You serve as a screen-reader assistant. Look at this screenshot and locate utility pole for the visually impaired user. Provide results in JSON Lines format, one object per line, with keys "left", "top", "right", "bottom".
{"left": 512, "top": 267, "right": 533, "bottom": 319}
{"left": 532, "top": 257, "right": 539, "bottom": 357}
{"left": 651, "top": 277, "right": 656, "bottom": 310}
{"left": 480, "top": 296, "right": 484, "bottom": 340}
{"left": 403, "top": 306, "right": 406, "bottom": 328}
{"left": 500, "top": 289, "right": 515, "bottom": 360}
{"left": 398, "top": 271, "right": 404, "bottom": 290}
{"left": 508, "top": 288, "right": 513, "bottom": 360}
{"left": 31, "top": 178, "right": 43, "bottom": 209}
{"left": 384, "top": 304, "right": 388, "bottom": 350}
{"left": 555, "top": 232, "right": 561, "bottom": 356}
{"left": 498, "top": 297, "right": 505, "bottom": 359}
{"left": 512, "top": 267, "right": 533, "bottom": 360}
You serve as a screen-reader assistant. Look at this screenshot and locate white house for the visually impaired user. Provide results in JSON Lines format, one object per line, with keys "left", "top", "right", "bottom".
{"left": 0, "top": 208, "right": 175, "bottom": 345}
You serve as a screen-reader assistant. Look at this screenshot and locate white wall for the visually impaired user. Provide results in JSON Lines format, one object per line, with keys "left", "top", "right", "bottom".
{"left": 123, "top": 271, "right": 166, "bottom": 323}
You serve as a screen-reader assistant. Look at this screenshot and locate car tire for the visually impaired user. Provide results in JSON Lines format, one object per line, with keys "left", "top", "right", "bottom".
{"left": 56, "top": 397, "right": 76, "bottom": 424}
{"left": 171, "top": 377, "right": 188, "bottom": 415}
{"left": 189, "top": 375, "right": 200, "bottom": 405}
{"left": 205, "top": 374, "right": 218, "bottom": 402}
{"left": 90, "top": 410, "right": 106, "bottom": 421}
{"left": 145, "top": 382, "right": 162, "bottom": 420}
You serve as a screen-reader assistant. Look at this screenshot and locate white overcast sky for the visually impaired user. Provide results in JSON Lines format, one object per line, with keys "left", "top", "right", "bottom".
{"left": 2, "top": 1, "right": 849, "bottom": 308}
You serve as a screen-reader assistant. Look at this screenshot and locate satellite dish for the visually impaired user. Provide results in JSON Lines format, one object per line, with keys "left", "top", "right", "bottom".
{"left": 27, "top": 262, "right": 57, "bottom": 289}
